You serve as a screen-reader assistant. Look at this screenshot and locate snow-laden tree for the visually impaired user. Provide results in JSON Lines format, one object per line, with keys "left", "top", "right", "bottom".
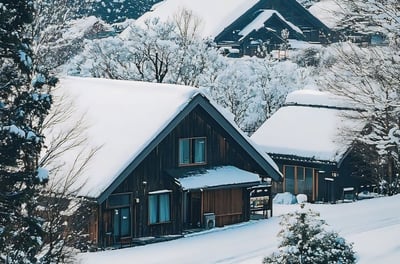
{"left": 68, "top": 18, "right": 177, "bottom": 82}
{"left": 321, "top": 41, "right": 400, "bottom": 194}
{"left": 36, "top": 93, "right": 100, "bottom": 263}
{"left": 335, "top": 0, "right": 399, "bottom": 46}
{"left": 204, "top": 56, "right": 314, "bottom": 132}
{"left": 0, "top": 1, "right": 56, "bottom": 262}
{"left": 264, "top": 204, "right": 356, "bottom": 264}
{"left": 252, "top": 58, "right": 314, "bottom": 122}
{"left": 68, "top": 10, "right": 215, "bottom": 85}
{"left": 29, "top": 0, "right": 91, "bottom": 70}
{"left": 205, "top": 58, "right": 257, "bottom": 127}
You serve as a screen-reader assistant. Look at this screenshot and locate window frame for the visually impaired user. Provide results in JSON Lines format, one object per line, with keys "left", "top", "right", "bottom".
{"left": 178, "top": 137, "right": 207, "bottom": 166}
{"left": 283, "top": 165, "right": 314, "bottom": 194}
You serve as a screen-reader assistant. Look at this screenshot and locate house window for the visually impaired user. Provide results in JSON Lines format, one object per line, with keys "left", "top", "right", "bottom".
{"left": 107, "top": 193, "right": 131, "bottom": 208}
{"left": 284, "top": 166, "right": 314, "bottom": 198}
{"left": 148, "top": 191, "right": 171, "bottom": 224}
{"left": 179, "top": 137, "right": 206, "bottom": 165}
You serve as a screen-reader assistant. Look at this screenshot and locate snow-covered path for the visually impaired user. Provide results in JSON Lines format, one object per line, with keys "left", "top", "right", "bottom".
{"left": 79, "top": 195, "right": 400, "bottom": 264}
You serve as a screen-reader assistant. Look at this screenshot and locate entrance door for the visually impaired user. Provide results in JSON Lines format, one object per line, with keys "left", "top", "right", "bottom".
{"left": 113, "top": 207, "right": 131, "bottom": 242}
{"left": 324, "top": 178, "right": 335, "bottom": 202}
{"left": 189, "top": 192, "right": 202, "bottom": 228}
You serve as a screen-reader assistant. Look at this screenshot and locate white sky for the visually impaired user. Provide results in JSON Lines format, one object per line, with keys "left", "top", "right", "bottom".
{"left": 79, "top": 194, "right": 400, "bottom": 263}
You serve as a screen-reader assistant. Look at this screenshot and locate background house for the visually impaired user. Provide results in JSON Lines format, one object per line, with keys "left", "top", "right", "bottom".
{"left": 215, "top": 0, "right": 336, "bottom": 57}
{"left": 48, "top": 77, "right": 282, "bottom": 248}
{"left": 251, "top": 89, "right": 368, "bottom": 202}
{"left": 136, "top": 0, "right": 336, "bottom": 57}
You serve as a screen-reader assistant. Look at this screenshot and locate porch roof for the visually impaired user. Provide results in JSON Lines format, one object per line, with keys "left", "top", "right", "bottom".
{"left": 171, "top": 166, "right": 261, "bottom": 190}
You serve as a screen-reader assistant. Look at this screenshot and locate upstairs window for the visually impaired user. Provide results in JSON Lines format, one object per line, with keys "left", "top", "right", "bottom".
{"left": 179, "top": 137, "right": 206, "bottom": 165}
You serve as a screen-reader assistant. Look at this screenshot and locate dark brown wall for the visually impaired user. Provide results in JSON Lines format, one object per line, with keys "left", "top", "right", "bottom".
{"left": 202, "top": 188, "right": 247, "bottom": 227}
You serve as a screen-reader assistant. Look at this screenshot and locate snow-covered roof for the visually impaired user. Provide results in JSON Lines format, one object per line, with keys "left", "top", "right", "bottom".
{"left": 251, "top": 90, "right": 364, "bottom": 163}
{"left": 239, "top": 10, "right": 303, "bottom": 39}
{"left": 135, "top": 0, "right": 259, "bottom": 38}
{"left": 47, "top": 77, "right": 199, "bottom": 198}
{"left": 46, "top": 77, "right": 281, "bottom": 200}
{"left": 176, "top": 166, "right": 260, "bottom": 190}
{"left": 285, "top": 89, "right": 352, "bottom": 108}
{"left": 308, "top": 0, "right": 344, "bottom": 29}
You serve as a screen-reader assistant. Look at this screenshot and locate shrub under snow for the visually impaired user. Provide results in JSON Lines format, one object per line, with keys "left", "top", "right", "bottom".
{"left": 263, "top": 204, "right": 356, "bottom": 264}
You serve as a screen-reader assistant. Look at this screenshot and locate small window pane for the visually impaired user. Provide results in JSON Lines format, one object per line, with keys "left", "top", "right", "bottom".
{"left": 159, "top": 193, "right": 170, "bottom": 222}
{"left": 297, "top": 167, "right": 305, "bottom": 193}
{"left": 179, "top": 139, "right": 190, "bottom": 164}
{"left": 285, "top": 166, "right": 295, "bottom": 193}
{"left": 108, "top": 194, "right": 130, "bottom": 207}
{"left": 149, "top": 195, "right": 158, "bottom": 224}
{"left": 194, "top": 138, "right": 205, "bottom": 163}
{"left": 305, "top": 168, "right": 314, "bottom": 195}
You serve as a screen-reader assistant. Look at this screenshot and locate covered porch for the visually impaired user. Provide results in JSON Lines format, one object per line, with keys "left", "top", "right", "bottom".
{"left": 171, "top": 166, "right": 262, "bottom": 228}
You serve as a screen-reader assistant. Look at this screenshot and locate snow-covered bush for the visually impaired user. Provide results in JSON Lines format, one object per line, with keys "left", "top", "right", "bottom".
{"left": 263, "top": 204, "right": 356, "bottom": 264}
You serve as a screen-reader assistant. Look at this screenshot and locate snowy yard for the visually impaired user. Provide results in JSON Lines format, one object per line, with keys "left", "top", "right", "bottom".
{"left": 79, "top": 195, "right": 400, "bottom": 264}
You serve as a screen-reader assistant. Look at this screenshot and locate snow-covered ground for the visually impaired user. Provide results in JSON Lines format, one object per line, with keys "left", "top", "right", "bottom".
{"left": 79, "top": 194, "right": 400, "bottom": 264}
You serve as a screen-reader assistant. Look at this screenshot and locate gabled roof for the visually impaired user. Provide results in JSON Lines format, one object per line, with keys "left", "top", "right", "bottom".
{"left": 47, "top": 77, "right": 282, "bottom": 203}
{"left": 251, "top": 90, "right": 364, "bottom": 164}
{"left": 238, "top": 10, "right": 304, "bottom": 41}
{"left": 215, "top": 0, "right": 331, "bottom": 43}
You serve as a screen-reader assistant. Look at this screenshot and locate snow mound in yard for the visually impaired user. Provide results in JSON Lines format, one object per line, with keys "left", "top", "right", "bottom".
{"left": 273, "top": 192, "right": 297, "bottom": 204}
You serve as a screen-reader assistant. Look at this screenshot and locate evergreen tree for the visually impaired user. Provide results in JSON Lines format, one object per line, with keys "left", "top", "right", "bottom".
{"left": 0, "top": 0, "right": 56, "bottom": 262}
{"left": 264, "top": 204, "right": 356, "bottom": 264}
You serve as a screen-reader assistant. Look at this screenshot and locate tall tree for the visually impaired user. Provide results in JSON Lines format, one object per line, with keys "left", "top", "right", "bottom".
{"left": 38, "top": 93, "right": 100, "bottom": 263}
{"left": 30, "top": 0, "right": 89, "bottom": 70}
{"left": 0, "top": 1, "right": 56, "bottom": 262}
{"left": 321, "top": 42, "right": 400, "bottom": 194}
{"left": 335, "top": 0, "right": 399, "bottom": 45}
{"left": 321, "top": 0, "right": 400, "bottom": 193}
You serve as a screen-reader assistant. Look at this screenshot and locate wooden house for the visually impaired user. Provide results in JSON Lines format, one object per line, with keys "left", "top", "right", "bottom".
{"left": 51, "top": 77, "right": 282, "bottom": 248}
{"left": 214, "top": 0, "right": 336, "bottom": 57}
{"left": 251, "top": 90, "right": 368, "bottom": 203}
